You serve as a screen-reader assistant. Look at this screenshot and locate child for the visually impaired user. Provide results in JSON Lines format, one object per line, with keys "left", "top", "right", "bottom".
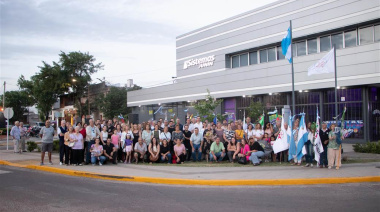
{"left": 270, "top": 135, "right": 276, "bottom": 162}
{"left": 124, "top": 134, "right": 133, "bottom": 164}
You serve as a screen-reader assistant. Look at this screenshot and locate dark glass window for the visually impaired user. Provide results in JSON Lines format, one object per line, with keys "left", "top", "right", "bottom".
{"left": 240, "top": 53, "right": 248, "bottom": 67}
{"left": 320, "top": 35, "right": 331, "bottom": 52}
{"left": 375, "top": 25, "right": 380, "bottom": 42}
{"left": 296, "top": 41, "right": 306, "bottom": 56}
{"left": 268, "top": 47, "right": 276, "bottom": 62}
{"left": 249, "top": 51, "right": 258, "bottom": 65}
{"left": 344, "top": 30, "right": 357, "bottom": 48}
{"left": 260, "top": 49, "right": 268, "bottom": 63}
{"left": 331, "top": 33, "right": 343, "bottom": 49}
{"left": 232, "top": 55, "right": 239, "bottom": 68}
{"left": 359, "top": 26, "right": 374, "bottom": 45}
{"left": 277, "top": 46, "right": 285, "bottom": 60}
{"left": 307, "top": 38, "right": 318, "bottom": 54}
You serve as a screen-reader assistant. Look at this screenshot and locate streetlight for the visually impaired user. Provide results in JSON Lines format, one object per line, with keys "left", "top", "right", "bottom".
{"left": 72, "top": 79, "right": 77, "bottom": 82}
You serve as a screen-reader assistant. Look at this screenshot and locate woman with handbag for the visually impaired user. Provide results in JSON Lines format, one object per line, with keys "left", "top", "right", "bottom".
{"left": 227, "top": 137, "right": 240, "bottom": 163}
{"left": 148, "top": 137, "right": 160, "bottom": 164}
{"left": 64, "top": 126, "right": 74, "bottom": 166}
{"left": 237, "top": 138, "right": 250, "bottom": 164}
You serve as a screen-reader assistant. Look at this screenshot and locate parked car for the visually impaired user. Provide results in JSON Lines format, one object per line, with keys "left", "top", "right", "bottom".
{"left": 35, "top": 122, "right": 45, "bottom": 129}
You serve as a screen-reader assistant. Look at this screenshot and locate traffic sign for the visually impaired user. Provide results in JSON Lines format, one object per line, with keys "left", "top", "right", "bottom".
{"left": 4, "top": 108, "right": 14, "bottom": 119}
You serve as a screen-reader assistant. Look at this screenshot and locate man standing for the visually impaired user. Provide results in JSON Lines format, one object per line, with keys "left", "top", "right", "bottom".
{"left": 183, "top": 125, "right": 192, "bottom": 161}
{"left": 85, "top": 119, "right": 100, "bottom": 165}
{"left": 190, "top": 127, "right": 203, "bottom": 162}
{"left": 194, "top": 117, "right": 203, "bottom": 132}
{"left": 107, "top": 119, "right": 114, "bottom": 138}
{"left": 176, "top": 118, "right": 183, "bottom": 132}
{"left": 19, "top": 122, "right": 28, "bottom": 152}
{"left": 57, "top": 120, "right": 67, "bottom": 165}
{"left": 319, "top": 122, "right": 330, "bottom": 168}
{"left": 243, "top": 117, "right": 252, "bottom": 131}
{"left": 209, "top": 137, "right": 225, "bottom": 163}
{"left": 40, "top": 120, "right": 55, "bottom": 165}
{"left": 273, "top": 118, "right": 282, "bottom": 139}
{"left": 10, "top": 121, "right": 21, "bottom": 153}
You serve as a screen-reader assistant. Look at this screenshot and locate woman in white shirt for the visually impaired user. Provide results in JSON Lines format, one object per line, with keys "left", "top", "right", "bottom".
{"left": 252, "top": 123, "right": 264, "bottom": 141}
{"left": 100, "top": 126, "right": 108, "bottom": 145}
{"left": 159, "top": 126, "right": 171, "bottom": 144}
{"left": 245, "top": 124, "right": 254, "bottom": 140}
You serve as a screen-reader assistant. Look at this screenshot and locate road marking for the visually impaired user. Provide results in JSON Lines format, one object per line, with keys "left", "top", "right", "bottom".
{"left": 0, "top": 170, "right": 12, "bottom": 174}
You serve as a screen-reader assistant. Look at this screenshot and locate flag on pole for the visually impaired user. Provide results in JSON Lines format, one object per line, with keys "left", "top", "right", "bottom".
{"left": 307, "top": 48, "right": 335, "bottom": 76}
{"left": 281, "top": 27, "right": 292, "bottom": 63}
{"left": 296, "top": 113, "right": 308, "bottom": 161}
{"left": 258, "top": 112, "right": 265, "bottom": 129}
{"left": 288, "top": 114, "right": 296, "bottom": 162}
{"left": 337, "top": 106, "right": 346, "bottom": 145}
{"left": 314, "top": 108, "right": 324, "bottom": 162}
{"left": 273, "top": 111, "right": 289, "bottom": 154}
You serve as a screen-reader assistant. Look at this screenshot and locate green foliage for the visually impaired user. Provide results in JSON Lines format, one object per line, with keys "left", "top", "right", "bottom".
{"left": 53, "top": 140, "right": 60, "bottom": 151}
{"left": 246, "top": 101, "right": 264, "bottom": 123}
{"left": 26, "top": 141, "right": 37, "bottom": 152}
{"left": 0, "top": 91, "right": 34, "bottom": 122}
{"left": 194, "top": 90, "right": 223, "bottom": 123}
{"left": 353, "top": 142, "right": 380, "bottom": 154}
{"left": 0, "top": 128, "right": 8, "bottom": 135}
{"left": 18, "top": 51, "right": 103, "bottom": 120}
{"left": 96, "top": 86, "right": 141, "bottom": 120}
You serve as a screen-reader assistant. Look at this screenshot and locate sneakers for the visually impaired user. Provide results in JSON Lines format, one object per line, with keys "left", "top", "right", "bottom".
{"left": 304, "top": 163, "right": 310, "bottom": 167}
{"left": 40, "top": 162, "right": 44, "bottom": 166}
{"left": 99, "top": 163, "right": 103, "bottom": 166}
{"left": 48, "top": 161, "right": 53, "bottom": 165}
{"left": 59, "top": 162, "right": 63, "bottom": 166}
{"left": 328, "top": 166, "right": 332, "bottom": 169}
{"left": 310, "top": 164, "right": 314, "bottom": 168}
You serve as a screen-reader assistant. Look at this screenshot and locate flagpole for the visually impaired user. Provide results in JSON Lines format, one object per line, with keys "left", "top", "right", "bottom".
{"left": 290, "top": 20, "right": 295, "bottom": 116}
{"left": 333, "top": 45, "right": 338, "bottom": 119}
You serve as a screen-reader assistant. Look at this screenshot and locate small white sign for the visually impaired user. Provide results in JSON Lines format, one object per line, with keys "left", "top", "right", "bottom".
{"left": 4, "top": 108, "right": 14, "bottom": 119}
{"left": 341, "top": 97, "right": 345, "bottom": 102}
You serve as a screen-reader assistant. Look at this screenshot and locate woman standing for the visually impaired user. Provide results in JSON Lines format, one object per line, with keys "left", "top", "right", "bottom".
{"left": 71, "top": 126, "right": 84, "bottom": 166}
{"left": 235, "top": 123, "right": 244, "bottom": 143}
{"left": 152, "top": 124, "right": 161, "bottom": 141}
{"left": 264, "top": 122, "right": 273, "bottom": 138}
{"left": 172, "top": 124, "right": 184, "bottom": 144}
{"left": 227, "top": 137, "right": 239, "bottom": 163}
{"left": 305, "top": 124, "right": 316, "bottom": 167}
{"left": 174, "top": 138, "right": 186, "bottom": 164}
{"left": 64, "top": 126, "right": 74, "bottom": 166}
{"left": 223, "top": 123, "right": 235, "bottom": 144}
{"left": 148, "top": 137, "right": 160, "bottom": 164}
{"left": 291, "top": 118, "right": 300, "bottom": 165}
{"left": 141, "top": 124, "right": 152, "bottom": 146}
{"left": 132, "top": 124, "right": 141, "bottom": 147}
{"left": 328, "top": 124, "right": 342, "bottom": 170}
{"left": 244, "top": 124, "right": 254, "bottom": 140}
{"left": 100, "top": 126, "right": 108, "bottom": 145}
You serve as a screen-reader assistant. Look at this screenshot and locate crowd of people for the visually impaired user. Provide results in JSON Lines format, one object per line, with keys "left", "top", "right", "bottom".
{"left": 10, "top": 115, "right": 342, "bottom": 169}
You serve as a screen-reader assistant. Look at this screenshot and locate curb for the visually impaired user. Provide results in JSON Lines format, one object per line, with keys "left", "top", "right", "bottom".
{"left": 1, "top": 160, "right": 379, "bottom": 186}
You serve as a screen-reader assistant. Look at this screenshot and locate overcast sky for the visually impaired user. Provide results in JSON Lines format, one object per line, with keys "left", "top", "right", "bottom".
{"left": 1, "top": 0, "right": 278, "bottom": 91}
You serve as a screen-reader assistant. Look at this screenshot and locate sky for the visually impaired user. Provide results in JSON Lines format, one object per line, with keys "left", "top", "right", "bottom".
{"left": 0, "top": 0, "right": 278, "bottom": 91}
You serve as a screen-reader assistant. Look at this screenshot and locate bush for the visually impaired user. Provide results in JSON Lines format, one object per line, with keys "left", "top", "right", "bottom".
{"left": 26, "top": 141, "right": 37, "bottom": 152}
{"left": 0, "top": 128, "right": 8, "bottom": 135}
{"left": 53, "top": 140, "right": 60, "bottom": 151}
{"left": 353, "top": 142, "right": 380, "bottom": 154}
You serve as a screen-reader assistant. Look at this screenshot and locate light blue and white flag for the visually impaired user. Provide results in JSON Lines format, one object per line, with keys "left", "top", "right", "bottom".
{"left": 296, "top": 113, "right": 308, "bottom": 161}
{"left": 281, "top": 27, "right": 292, "bottom": 63}
{"left": 288, "top": 114, "right": 296, "bottom": 162}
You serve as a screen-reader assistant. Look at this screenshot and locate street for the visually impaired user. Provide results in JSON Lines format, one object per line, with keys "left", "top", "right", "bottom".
{"left": 0, "top": 165, "right": 379, "bottom": 212}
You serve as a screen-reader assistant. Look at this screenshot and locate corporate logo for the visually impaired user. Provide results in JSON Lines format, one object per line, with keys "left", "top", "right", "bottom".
{"left": 183, "top": 55, "right": 215, "bottom": 69}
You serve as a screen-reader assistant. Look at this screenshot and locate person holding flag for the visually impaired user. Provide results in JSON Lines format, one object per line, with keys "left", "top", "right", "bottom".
{"left": 305, "top": 123, "right": 316, "bottom": 167}
{"left": 295, "top": 114, "right": 308, "bottom": 166}
{"left": 313, "top": 108, "right": 324, "bottom": 167}
{"left": 327, "top": 123, "right": 344, "bottom": 170}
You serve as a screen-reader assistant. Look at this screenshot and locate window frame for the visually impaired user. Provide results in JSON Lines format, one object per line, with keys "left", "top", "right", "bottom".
{"left": 358, "top": 25, "right": 374, "bottom": 45}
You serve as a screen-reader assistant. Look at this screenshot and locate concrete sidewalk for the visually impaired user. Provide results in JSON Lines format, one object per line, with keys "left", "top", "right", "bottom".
{"left": 0, "top": 149, "right": 379, "bottom": 184}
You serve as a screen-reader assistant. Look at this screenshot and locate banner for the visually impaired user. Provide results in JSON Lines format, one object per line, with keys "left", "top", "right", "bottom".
{"left": 325, "top": 120, "right": 363, "bottom": 138}
{"left": 273, "top": 111, "right": 288, "bottom": 154}
{"left": 307, "top": 48, "right": 335, "bottom": 76}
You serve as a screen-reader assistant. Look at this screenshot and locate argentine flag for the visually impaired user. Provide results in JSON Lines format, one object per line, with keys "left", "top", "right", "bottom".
{"left": 288, "top": 115, "right": 296, "bottom": 162}
{"left": 281, "top": 27, "right": 292, "bottom": 63}
{"left": 296, "top": 113, "right": 308, "bottom": 161}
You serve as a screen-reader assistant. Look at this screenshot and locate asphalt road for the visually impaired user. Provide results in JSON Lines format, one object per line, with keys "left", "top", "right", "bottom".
{"left": 0, "top": 166, "right": 379, "bottom": 212}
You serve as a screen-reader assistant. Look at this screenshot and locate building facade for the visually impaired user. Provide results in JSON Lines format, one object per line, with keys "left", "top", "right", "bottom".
{"left": 127, "top": 0, "right": 380, "bottom": 141}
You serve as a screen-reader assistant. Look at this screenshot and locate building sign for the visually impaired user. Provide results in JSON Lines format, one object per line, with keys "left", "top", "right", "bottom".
{"left": 183, "top": 55, "right": 215, "bottom": 69}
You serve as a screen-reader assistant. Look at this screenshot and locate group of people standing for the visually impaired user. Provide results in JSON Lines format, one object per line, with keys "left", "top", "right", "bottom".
{"left": 12, "top": 114, "right": 343, "bottom": 169}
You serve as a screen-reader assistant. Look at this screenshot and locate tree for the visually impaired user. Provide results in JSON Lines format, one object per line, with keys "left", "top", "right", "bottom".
{"left": 96, "top": 85, "right": 141, "bottom": 120}
{"left": 246, "top": 101, "right": 264, "bottom": 123}
{"left": 194, "top": 90, "right": 223, "bottom": 123}
{"left": 0, "top": 91, "right": 34, "bottom": 122}
{"left": 18, "top": 51, "right": 103, "bottom": 120}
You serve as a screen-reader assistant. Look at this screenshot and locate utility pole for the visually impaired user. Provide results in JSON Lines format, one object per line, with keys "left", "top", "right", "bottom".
{"left": 3, "top": 81, "right": 5, "bottom": 110}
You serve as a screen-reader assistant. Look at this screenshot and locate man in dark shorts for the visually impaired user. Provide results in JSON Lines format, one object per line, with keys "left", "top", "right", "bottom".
{"left": 134, "top": 138, "right": 147, "bottom": 164}
{"left": 40, "top": 120, "right": 55, "bottom": 165}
